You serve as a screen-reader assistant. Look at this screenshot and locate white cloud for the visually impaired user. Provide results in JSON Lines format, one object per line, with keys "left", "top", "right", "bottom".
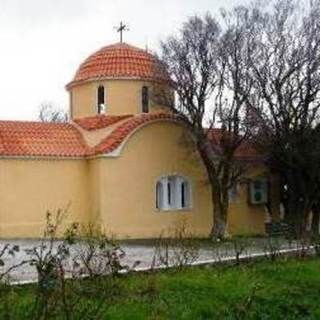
{"left": 0, "top": 0, "right": 248, "bottom": 120}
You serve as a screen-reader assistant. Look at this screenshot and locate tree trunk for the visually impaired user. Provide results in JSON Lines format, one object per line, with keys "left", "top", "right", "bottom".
{"left": 286, "top": 209, "right": 304, "bottom": 237}
{"left": 312, "top": 207, "right": 320, "bottom": 235}
{"left": 210, "top": 187, "right": 228, "bottom": 240}
{"left": 211, "top": 209, "right": 227, "bottom": 240}
{"left": 198, "top": 144, "right": 230, "bottom": 240}
{"left": 285, "top": 193, "right": 312, "bottom": 238}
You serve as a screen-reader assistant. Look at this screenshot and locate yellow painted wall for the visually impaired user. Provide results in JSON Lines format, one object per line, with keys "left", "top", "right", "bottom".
{"left": 88, "top": 120, "right": 273, "bottom": 239}
{"left": 70, "top": 80, "right": 169, "bottom": 119}
{"left": 92, "top": 120, "right": 213, "bottom": 238}
{"left": 87, "top": 158, "right": 102, "bottom": 223}
{"left": 0, "top": 122, "right": 276, "bottom": 239}
{"left": 0, "top": 159, "right": 89, "bottom": 238}
{"left": 228, "top": 167, "right": 273, "bottom": 235}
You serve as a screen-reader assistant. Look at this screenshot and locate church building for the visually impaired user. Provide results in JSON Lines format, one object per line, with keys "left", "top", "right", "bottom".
{"left": 0, "top": 41, "right": 278, "bottom": 238}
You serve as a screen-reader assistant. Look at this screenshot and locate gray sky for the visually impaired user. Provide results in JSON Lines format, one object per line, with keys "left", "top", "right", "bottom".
{"left": 0, "top": 0, "right": 247, "bottom": 120}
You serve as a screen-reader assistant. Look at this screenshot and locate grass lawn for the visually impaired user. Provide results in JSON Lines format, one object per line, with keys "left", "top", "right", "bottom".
{"left": 2, "top": 258, "right": 320, "bottom": 319}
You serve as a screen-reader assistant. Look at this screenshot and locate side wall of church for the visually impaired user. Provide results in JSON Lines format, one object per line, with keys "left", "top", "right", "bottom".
{"left": 0, "top": 159, "right": 90, "bottom": 238}
{"left": 0, "top": 123, "right": 277, "bottom": 239}
{"left": 228, "top": 167, "right": 279, "bottom": 235}
{"left": 90, "top": 120, "right": 270, "bottom": 239}
{"left": 91, "top": 120, "right": 213, "bottom": 238}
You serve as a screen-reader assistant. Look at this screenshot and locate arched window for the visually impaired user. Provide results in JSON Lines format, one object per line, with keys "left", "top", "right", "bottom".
{"left": 97, "top": 85, "right": 106, "bottom": 114}
{"left": 156, "top": 175, "right": 191, "bottom": 210}
{"left": 141, "top": 86, "right": 149, "bottom": 113}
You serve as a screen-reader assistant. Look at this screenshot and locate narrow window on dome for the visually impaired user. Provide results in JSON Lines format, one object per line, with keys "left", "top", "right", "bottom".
{"left": 142, "top": 86, "right": 149, "bottom": 113}
{"left": 97, "top": 85, "right": 106, "bottom": 114}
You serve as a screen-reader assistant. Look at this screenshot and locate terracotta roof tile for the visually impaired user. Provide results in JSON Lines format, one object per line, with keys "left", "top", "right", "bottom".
{"left": 207, "top": 129, "right": 262, "bottom": 161}
{"left": 0, "top": 121, "right": 89, "bottom": 157}
{"left": 91, "top": 112, "right": 179, "bottom": 155}
{"left": 74, "top": 114, "right": 133, "bottom": 131}
{"left": 67, "top": 43, "right": 170, "bottom": 88}
{"left": 0, "top": 114, "right": 262, "bottom": 160}
{"left": 0, "top": 113, "right": 178, "bottom": 158}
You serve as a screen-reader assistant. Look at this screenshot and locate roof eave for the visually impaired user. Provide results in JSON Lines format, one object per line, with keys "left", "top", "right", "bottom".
{"left": 65, "top": 76, "right": 171, "bottom": 90}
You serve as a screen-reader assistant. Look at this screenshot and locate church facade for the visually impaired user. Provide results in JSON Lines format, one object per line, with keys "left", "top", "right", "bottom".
{"left": 0, "top": 42, "right": 278, "bottom": 238}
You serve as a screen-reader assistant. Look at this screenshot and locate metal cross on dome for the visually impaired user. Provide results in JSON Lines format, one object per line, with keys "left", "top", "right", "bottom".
{"left": 114, "top": 21, "right": 129, "bottom": 43}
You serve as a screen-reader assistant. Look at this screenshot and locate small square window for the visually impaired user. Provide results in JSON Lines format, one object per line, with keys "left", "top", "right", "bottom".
{"left": 249, "top": 179, "right": 268, "bottom": 205}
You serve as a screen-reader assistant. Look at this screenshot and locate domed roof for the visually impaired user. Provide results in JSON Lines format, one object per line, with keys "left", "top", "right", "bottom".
{"left": 67, "top": 42, "right": 170, "bottom": 88}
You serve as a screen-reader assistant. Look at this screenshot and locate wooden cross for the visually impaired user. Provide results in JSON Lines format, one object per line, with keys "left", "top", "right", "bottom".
{"left": 115, "top": 21, "right": 129, "bottom": 43}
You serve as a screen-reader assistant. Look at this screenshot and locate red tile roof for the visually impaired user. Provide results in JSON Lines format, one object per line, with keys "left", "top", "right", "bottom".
{"left": 67, "top": 43, "right": 170, "bottom": 88}
{"left": 235, "top": 141, "right": 262, "bottom": 160}
{"left": 91, "top": 112, "right": 180, "bottom": 155}
{"left": 0, "top": 113, "right": 262, "bottom": 160}
{"left": 74, "top": 114, "right": 133, "bottom": 131}
{"left": 0, "top": 113, "right": 178, "bottom": 158}
{"left": 207, "top": 129, "right": 261, "bottom": 160}
{"left": 0, "top": 121, "right": 89, "bottom": 157}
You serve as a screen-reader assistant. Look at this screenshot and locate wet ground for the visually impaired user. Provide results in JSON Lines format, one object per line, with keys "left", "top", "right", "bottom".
{"left": 0, "top": 238, "right": 297, "bottom": 284}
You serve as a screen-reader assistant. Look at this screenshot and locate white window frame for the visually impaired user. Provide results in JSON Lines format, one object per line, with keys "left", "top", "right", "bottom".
{"left": 249, "top": 178, "right": 268, "bottom": 205}
{"left": 156, "top": 175, "right": 192, "bottom": 211}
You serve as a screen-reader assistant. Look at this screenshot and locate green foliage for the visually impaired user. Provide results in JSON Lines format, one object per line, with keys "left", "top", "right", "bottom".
{"left": 311, "top": 234, "right": 320, "bottom": 257}
{"left": 1, "top": 211, "right": 320, "bottom": 319}
{"left": 1, "top": 258, "right": 320, "bottom": 319}
{"left": 0, "top": 209, "right": 137, "bottom": 319}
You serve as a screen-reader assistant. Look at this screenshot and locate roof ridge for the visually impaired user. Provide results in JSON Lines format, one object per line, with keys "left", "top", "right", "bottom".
{"left": 0, "top": 119, "right": 70, "bottom": 125}
{"left": 68, "top": 122, "right": 92, "bottom": 154}
{"left": 73, "top": 114, "right": 134, "bottom": 131}
{"left": 92, "top": 112, "right": 178, "bottom": 156}
{"left": 97, "top": 42, "right": 148, "bottom": 52}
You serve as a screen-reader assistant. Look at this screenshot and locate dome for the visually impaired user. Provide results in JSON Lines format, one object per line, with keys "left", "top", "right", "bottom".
{"left": 67, "top": 42, "right": 170, "bottom": 88}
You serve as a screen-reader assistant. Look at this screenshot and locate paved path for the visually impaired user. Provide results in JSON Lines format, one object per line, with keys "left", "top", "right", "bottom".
{"left": 0, "top": 238, "right": 298, "bottom": 284}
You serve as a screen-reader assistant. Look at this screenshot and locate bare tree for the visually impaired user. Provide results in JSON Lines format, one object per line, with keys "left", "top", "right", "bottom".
{"left": 160, "top": 13, "right": 253, "bottom": 239}
{"left": 245, "top": 0, "right": 320, "bottom": 235}
{"left": 38, "top": 103, "right": 68, "bottom": 123}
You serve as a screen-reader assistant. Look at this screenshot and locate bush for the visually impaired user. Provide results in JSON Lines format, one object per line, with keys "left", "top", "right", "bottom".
{"left": 151, "top": 221, "right": 200, "bottom": 269}
{"left": 0, "top": 209, "right": 139, "bottom": 319}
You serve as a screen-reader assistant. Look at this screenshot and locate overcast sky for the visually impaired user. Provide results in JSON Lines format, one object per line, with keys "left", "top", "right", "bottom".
{"left": 0, "top": 0, "right": 248, "bottom": 121}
